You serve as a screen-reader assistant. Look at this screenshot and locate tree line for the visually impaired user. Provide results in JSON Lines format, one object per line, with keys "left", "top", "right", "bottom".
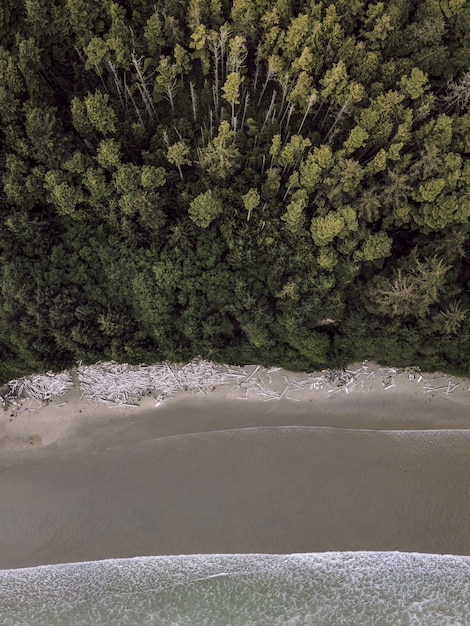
{"left": 0, "top": 0, "right": 469, "bottom": 382}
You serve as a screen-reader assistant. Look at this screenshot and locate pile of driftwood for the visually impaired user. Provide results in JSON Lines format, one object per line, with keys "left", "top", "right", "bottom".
{"left": 228, "top": 364, "right": 297, "bottom": 401}
{"left": 173, "top": 359, "right": 229, "bottom": 392}
{"left": 5, "top": 371, "right": 74, "bottom": 406}
{"left": 77, "top": 358, "right": 231, "bottom": 406}
{"left": 5, "top": 359, "right": 468, "bottom": 410}
{"left": 227, "top": 364, "right": 363, "bottom": 400}
{"left": 409, "top": 371, "right": 461, "bottom": 395}
{"left": 78, "top": 361, "right": 158, "bottom": 406}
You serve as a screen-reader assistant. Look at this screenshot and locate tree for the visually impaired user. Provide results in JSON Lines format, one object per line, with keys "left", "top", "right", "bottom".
{"left": 144, "top": 11, "right": 164, "bottom": 57}
{"left": 299, "top": 146, "right": 334, "bottom": 192}
{"left": 82, "top": 166, "right": 114, "bottom": 214}
{"left": 104, "top": 1, "right": 132, "bottom": 69}
{"left": 153, "top": 56, "right": 178, "bottom": 112}
{"left": 84, "top": 37, "right": 110, "bottom": 73}
{"left": 278, "top": 314, "right": 331, "bottom": 366}
{"left": 363, "top": 256, "right": 451, "bottom": 318}
{"left": 230, "top": 0, "right": 259, "bottom": 37}
{"left": 44, "top": 170, "right": 84, "bottom": 218}
{"left": 434, "top": 300, "right": 469, "bottom": 336}
{"left": 15, "top": 35, "right": 41, "bottom": 95}
{"left": 310, "top": 205, "right": 358, "bottom": 247}
{"left": 343, "top": 125, "right": 369, "bottom": 155}
{"left": 242, "top": 188, "right": 260, "bottom": 221}
{"left": 84, "top": 90, "right": 118, "bottom": 134}
{"left": 400, "top": 67, "right": 429, "bottom": 100}
{"left": 284, "top": 13, "right": 311, "bottom": 60}
{"left": 261, "top": 167, "right": 281, "bottom": 200}
{"left": 440, "top": 71, "right": 470, "bottom": 113}
{"left": 281, "top": 188, "right": 308, "bottom": 233}
{"left": 287, "top": 71, "right": 314, "bottom": 110}
{"left": 361, "top": 2, "right": 394, "bottom": 50}
{"left": 189, "top": 190, "right": 223, "bottom": 227}
{"left": 354, "top": 232, "right": 393, "bottom": 262}
{"left": 189, "top": 24, "right": 213, "bottom": 75}
{"left": 310, "top": 211, "right": 346, "bottom": 247}
{"left": 357, "top": 90, "right": 405, "bottom": 147}
{"left": 141, "top": 166, "right": 166, "bottom": 189}
{"left": 23, "top": 105, "right": 65, "bottom": 167}
{"left": 66, "top": 0, "right": 102, "bottom": 47}
{"left": 277, "top": 135, "right": 312, "bottom": 169}
{"left": 221, "top": 71, "right": 244, "bottom": 128}
{"left": 197, "top": 121, "right": 241, "bottom": 180}
{"left": 188, "top": 0, "right": 222, "bottom": 30}
{"left": 96, "top": 139, "right": 121, "bottom": 170}
{"left": 2, "top": 154, "right": 44, "bottom": 209}
{"left": 167, "top": 141, "right": 192, "bottom": 180}
{"left": 320, "top": 60, "right": 349, "bottom": 103}
{"left": 114, "top": 163, "right": 141, "bottom": 194}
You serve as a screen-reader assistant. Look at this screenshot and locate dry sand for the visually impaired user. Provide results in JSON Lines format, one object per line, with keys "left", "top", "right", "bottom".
{"left": 1, "top": 362, "right": 469, "bottom": 455}
{"left": 1, "top": 362, "right": 469, "bottom": 569}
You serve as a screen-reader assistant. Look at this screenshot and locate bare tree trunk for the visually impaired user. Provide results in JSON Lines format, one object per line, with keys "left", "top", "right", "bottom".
{"left": 125, "top": 83, "right": 145, "bottom": 128}
{"left": 261, "top": 90, "right": 277, "bottom": 133}
{"left": 278, "top": 102, "right": 295, "bottom": 135}
{"left": 211, "top": 47, "right": 220, "bottom": 120}
{"left": 253, "top": 45, "right": 262, "bottom": 92}
{"left": 218, "top": 25, "right": 230, "bottom": 84}
{"left": 298, "top": 93, "right": 317, "bottom": 134}
{"left": 74, "top": 45, "right": 86, "bottom": 63}
{"left": 283, "top": 179, "right": 295, "bottom": 201}
{"left": 106, "top": 61, "right": 126, "bottom": 112}
{"left": 240, "top": 92, "right": 249, "bottom": 130}
{"left": 276, "top": 75, "right": 291, "bottom": 122}
{"left": 165, "top": 80, "right": 178, "bottom": 113}
{"left": 257, "top": 64, "right": 275, "bottom": 106}
{"left": 131, "top": 51, "right": 159, "bottom": 122}
{"left": 324, "top": 99, "right": 349, "bottom": 145}
{"left": 231, "top": 101, "right": 236, "bottom": 129}
{"left": 189, "top": 81, "right": 198, "bottom": 121}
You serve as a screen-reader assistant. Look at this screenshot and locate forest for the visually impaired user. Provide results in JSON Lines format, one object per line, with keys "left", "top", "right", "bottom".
{"left": 0, "top": 0, "right": 469, "bottom": 382}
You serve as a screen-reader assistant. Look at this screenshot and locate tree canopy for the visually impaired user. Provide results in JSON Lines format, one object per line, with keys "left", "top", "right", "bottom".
{"left": 0, "top": 0, "right": 469, "bottom": 382}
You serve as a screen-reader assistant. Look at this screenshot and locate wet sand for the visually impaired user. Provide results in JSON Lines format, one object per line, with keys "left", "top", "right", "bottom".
{"left": 1, "top": 426, "right": 470, "bottom": 569}
{"left": 0, "top": 363, "right": 469, "bottom": 569}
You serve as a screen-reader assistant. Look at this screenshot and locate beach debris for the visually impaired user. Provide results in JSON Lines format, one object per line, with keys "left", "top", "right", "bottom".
{"left": 6, "top": 371, "right": 74, "bottom": 406}
{"left": 77, "top": 358, "right": 230, "bottom": 406}
{"left": 5, "top": 358, "right": 469, "bottom": 410}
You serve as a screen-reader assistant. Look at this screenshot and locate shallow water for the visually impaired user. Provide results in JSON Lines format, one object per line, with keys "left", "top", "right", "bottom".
{"left": 1, "top": 552, "right": 469, "bottom": 625}
{"left": 1, "top": 426, "right": 470, "bottom": 569}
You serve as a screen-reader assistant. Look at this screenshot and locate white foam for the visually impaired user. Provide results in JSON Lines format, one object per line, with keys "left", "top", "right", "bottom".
{"left": 1, "top": 552, "right": 469, "bottom": 625}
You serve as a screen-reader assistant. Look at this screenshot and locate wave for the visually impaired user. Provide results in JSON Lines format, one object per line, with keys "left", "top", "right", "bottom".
{"left": 1, "top": 552, "right": 469, "bottom": 625}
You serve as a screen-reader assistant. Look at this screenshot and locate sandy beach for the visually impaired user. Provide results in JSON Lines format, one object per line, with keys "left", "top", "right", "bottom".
{"left": 1, "top": 361, "right": 469, "bottom": 569}
{"left": 1, "top": 361, "right": 469, "bottom": 454}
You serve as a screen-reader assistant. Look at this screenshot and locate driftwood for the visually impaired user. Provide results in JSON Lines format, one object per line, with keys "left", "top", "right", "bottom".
{"left": 6, "top": 358, "right": 469, "bottom": 410}
{"left": 6, "top": 371, "right": 73, "bottom": 406}
{"left": 77, "top": 358, "right": 231, "bottom": 406}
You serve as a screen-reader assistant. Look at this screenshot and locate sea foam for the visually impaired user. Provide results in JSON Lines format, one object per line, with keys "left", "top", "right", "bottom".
{"left": 1, "top": 552, "right": 469, "bottom": 625}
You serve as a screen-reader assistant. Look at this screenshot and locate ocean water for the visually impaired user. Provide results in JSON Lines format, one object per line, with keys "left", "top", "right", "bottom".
{"left": 1, "top": 552, "right": 469, "bottom": 625}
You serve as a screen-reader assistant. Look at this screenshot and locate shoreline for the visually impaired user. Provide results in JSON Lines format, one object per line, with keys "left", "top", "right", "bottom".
{"left": 1, "top": 360, "right": 469, "bottom": 456}
{"left": 1, "top": 359, "right": 470, "bottom": 569}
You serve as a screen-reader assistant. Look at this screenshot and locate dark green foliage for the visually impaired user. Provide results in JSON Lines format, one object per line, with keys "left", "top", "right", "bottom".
{"left": 0, "top": 0, "right": 469, "bottom": 382}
